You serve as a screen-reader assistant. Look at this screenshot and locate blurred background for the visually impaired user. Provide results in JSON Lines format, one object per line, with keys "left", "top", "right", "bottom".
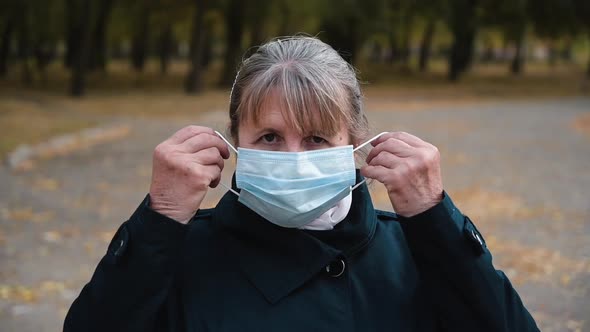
{"left": 0, "top": 0, "right": 589, "bottom": 331}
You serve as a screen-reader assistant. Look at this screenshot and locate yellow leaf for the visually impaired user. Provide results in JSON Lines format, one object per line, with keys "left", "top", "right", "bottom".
{"left": 0, "top": 285, "right": 11, "bottom": 299}
{"left": 98, "top": 231, "right": 114, "bottom": 243}
{"left": 32, "top": 177, "right": 60, "bottom": 191}
{"left": 15, "top": 286, "right": 37, "bottom": 303}
{"left": 40, "top": 281, "right": 65, "bottom": 293}
{"left": 1, "top": 207, "right": 54, "bottom": 223}
{"left": 42, "top": 231, "right": 62, "bottom": 243}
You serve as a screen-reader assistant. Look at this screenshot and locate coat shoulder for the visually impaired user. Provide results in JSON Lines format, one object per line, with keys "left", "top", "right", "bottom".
{"left": 374, "top": 209, "right": 400, "bottom": 222}
{"left": 373, "top": 209, "right": 409, "bottom": 248}
{"left": 374, "top": 209, "right": 403, "bottom": 234}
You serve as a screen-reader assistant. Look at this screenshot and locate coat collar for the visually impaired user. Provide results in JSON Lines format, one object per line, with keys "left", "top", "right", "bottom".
{"left": 212, "top": 171, "right": 377, "bottom": 304}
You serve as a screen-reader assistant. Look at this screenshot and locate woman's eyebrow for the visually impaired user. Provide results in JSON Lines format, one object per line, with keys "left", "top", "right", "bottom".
{"left": 253, "top": 127, "right": 282, "bottom": 135}
{"left": 306, "top": 129, "right": 335, "bottom": 138}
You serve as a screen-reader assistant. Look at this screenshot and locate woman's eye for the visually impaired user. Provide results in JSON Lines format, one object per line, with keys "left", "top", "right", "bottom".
{"left": 262, "top": 133, "right": 276, "bottom": 143}
{"left": 310, "top": 136, "right": 327, "bottom": 144}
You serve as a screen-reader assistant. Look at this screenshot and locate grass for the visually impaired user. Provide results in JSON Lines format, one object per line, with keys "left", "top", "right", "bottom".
{"left": 0, "top": 58, "right": 588, "bottom": 158}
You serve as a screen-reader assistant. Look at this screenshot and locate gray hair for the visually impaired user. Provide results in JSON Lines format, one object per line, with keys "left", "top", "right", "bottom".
{"left": 228, "top": 36, "right": 369, "bottom": 146}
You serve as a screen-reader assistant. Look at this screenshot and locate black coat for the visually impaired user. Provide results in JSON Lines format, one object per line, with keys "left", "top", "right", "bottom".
{"left": 64, "top": 174, "right": 539, "bottom": 331}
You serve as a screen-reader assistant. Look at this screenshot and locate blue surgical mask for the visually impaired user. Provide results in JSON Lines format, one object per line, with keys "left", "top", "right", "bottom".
{"left": 215, "top": 131, "right": 386, "bottom": 228}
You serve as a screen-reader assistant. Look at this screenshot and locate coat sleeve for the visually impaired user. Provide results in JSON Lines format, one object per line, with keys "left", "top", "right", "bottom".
{"left": 398, "top": 192, "right": 540, "bottom": 332}
{"left": 63, "top": 195, "right": 188, "bottom": 332}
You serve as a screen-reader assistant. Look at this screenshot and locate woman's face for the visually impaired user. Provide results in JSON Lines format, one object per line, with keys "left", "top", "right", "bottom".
{"left": 238, "top": 90, "right": 351, "bottom": 152}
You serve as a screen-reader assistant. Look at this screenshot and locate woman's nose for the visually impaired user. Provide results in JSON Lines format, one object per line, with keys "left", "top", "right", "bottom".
{"left": 283, "top": 141, "right": 304, "bottom": 152}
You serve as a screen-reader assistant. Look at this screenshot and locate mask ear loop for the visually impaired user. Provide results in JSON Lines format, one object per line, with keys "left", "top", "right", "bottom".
{"left": 214, "top": 131, "right": 240, "bottom": 197}
{"left": 215, "top": 130, "right": 238, "bottom": 154}
{"left": 353, "top": 132, "right": 389, "bottom": 153}
{"left": 350, "top": 132, "right": 389, "bottom": 191}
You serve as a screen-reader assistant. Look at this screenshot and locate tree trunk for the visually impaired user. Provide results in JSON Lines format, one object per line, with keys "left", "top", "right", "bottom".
{"left": 348, "top": 18, "right": 360, "bottom": 64}
{"left": 250, "top": 17, "right": 265, "bottom": 48}
{"left": 16, "top": 3, "right": 32, "bottom": 85}
{"left": 185, "top": 0, "right": 208, "bottom": 93}
{"left": 158, "top": 23, "right": 174, "bottom": 75}
{"left": 560, "top": 39, "right": 572, "bottom": 62}
{"left": 249, "top": 0, "right": 269, "bottom": 48}
{"left": 418, "top": 19, "right": 435, "bottom": 72}
{"left": 89, "top": 0, "right": 113, "bottom": 71}
{"left": 64, "top": 0, "right": 79, "bottom": 68}
{"left": 448, "top": 33, "right": 475, "bottom": 81}
{"left": 319, "top": 15, "right": 359, "bottom": 65}
{"left": 341, "top": 16, "right": 359, "bottom": 64}
{"left": 388, "top": 32, "right": 399, "bottom": 64}
{"left": 278, "top": 0, "right": 290, "bottom": 36}
{"left": 481, "top": 37, "right": 494, "bottom": 63}
{"left": 131, "top": 5, "right": 150, "bottom": 72}
{"left": 0, "top": 18, "right": 14, "bottom": 77}
{"left": 510, "top": 32, "right": 525, "bottom": 75}
{"left": 34, "top": 42, "right": 55, "bottom": 84}
{"left": 369, "top": 42, "right": 383, "bottom": 63}
{"left": 201, "top": 25, "right": 212, "bottom": 68}
{"left": 220, "top": 0, "right": 245, "bottom": 86}
{"left": 548, "top": 43, "right": 557, "bottom": 67}
{"left": 448, "top": 0, "right": 478, "bottom": 81}
{"left": 399, "top": 15, "right": 413, "bottom": 70}
{"left": 70, "top": 0, "right": 92, "bottom": 97}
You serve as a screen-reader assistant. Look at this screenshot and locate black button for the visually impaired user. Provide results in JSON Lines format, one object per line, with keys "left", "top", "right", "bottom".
{"left": 108, "top": 224, "right": 129, "bottom": 264}
{"left": 471, "top": 229, "right": 483, "bottom": 246}
{"left": 463, "top": 216, "right": 485, "bottom": 256}
{"left": 113, "top": 239, "right": 125, "bottom": 257}
{"left": 325, "top": 259, "right": 346, "bottom": 277}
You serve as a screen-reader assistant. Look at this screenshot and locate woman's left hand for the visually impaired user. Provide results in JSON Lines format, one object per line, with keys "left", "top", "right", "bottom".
{"left": 361, "top": 132, "right": 443, "bottom": 218}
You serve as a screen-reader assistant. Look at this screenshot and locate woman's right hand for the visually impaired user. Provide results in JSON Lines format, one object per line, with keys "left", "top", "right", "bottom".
{"left": 148, "top": 126, "right": 230, "bottom": 224}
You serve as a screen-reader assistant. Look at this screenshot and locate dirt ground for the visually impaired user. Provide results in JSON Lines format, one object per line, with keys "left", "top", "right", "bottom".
{"left": 0, "top": 92, "right": 589, "bottom": 331}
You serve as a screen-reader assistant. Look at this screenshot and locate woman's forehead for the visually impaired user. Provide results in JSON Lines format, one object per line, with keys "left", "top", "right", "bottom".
{"left": 245, "top": 90, "right": 341, "bottom": 136}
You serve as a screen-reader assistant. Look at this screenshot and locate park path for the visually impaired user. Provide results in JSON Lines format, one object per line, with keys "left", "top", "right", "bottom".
{"left": 1, "top": 97, "right": 589, "bottom": 332}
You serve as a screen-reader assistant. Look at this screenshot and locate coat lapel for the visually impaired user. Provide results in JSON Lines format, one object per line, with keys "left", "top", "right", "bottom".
{"left": 212, "top": 171, "right": 376, "bottom": 304}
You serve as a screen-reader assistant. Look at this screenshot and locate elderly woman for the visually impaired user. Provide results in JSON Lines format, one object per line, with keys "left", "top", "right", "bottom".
{"left": 64, "top": 36, "right": 539, "bottom": 331}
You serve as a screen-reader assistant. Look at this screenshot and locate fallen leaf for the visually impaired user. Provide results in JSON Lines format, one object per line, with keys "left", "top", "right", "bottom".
{"left": 14, "top": 286, "right": 37, "bottom": 303}
{"left": 565, "top": 319, "right": 583, "bottom": 332}
{"left": 42, "top": 231, "right": 62, "bottom": 243}
{"left": 572, "top": 113, "right": 590, "bottom": 138}
{"left": 31, "top": 177, "right": 60, "bottom": 191}
{"left": 1, "top": 207, "right": 55, "bottom": 223}
{"left": 486, "top": 236, "right": 590, "bottom": 286}
{"left": 0, "top": 284, "right": 11, "bottom": 299}
{"left": 84, "top": 241, "right": 95, "bottom": 255}
{"left": 39, "top": 280, "right": 65, "bottom": 294}
{"left": 61, "top": 227, "right": 80, "bottom": 238}
{"left": 98, "top": 230, "right": 115, "bottom": 243}
{"left": 96, "top": 182, "right": 111, "bottom": 191}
